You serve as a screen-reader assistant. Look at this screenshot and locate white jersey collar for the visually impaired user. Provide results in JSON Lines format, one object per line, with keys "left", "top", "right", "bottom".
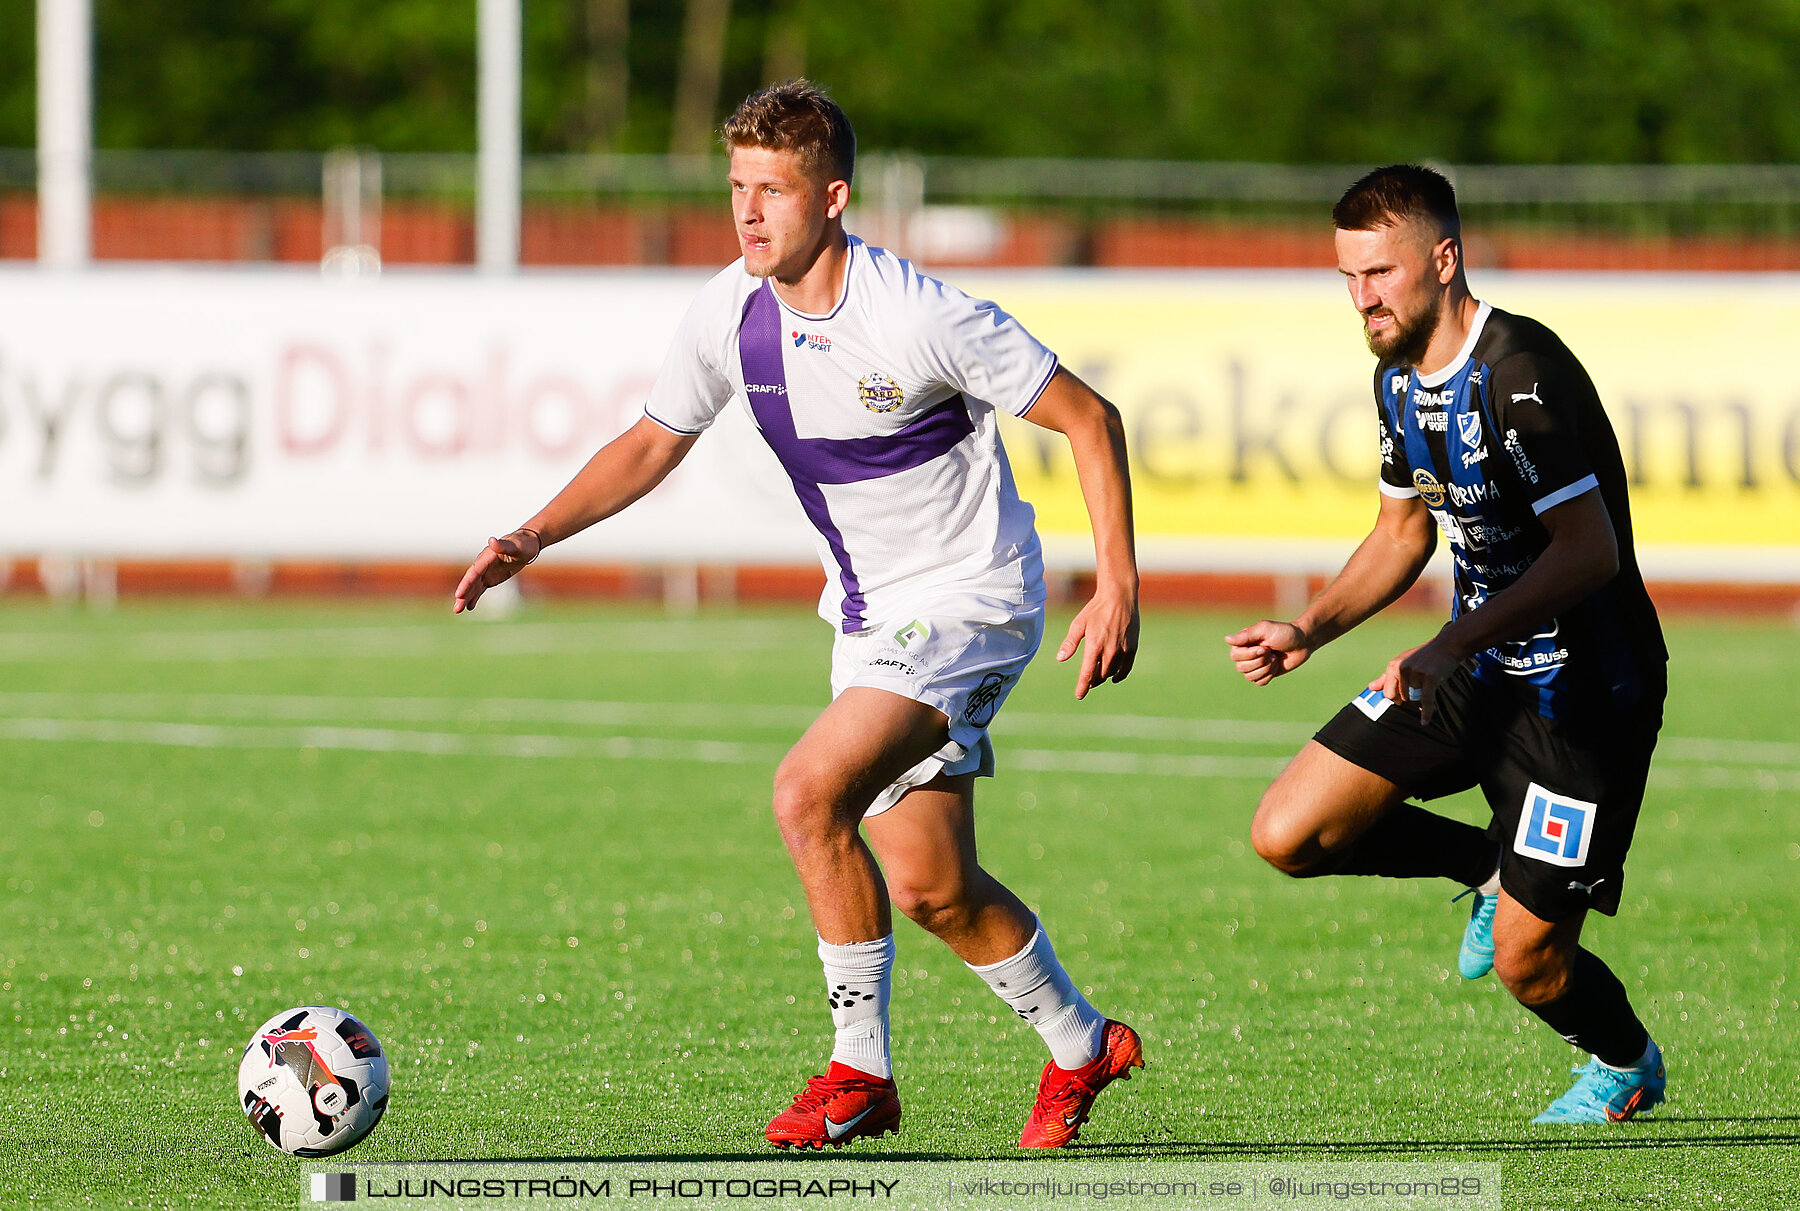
{"left": 1415, "top": 300, "right": 1491, "bottom": 388}
{"left": 771, "top": 235, "right": 860, "bottom": 323}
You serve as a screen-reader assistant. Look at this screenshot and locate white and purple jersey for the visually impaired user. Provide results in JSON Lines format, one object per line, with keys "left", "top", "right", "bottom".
{"left": 642, "top": 236, "right": 1056, "bottom": 631}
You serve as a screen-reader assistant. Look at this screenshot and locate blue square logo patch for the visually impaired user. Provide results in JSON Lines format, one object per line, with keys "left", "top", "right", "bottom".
{"left": 1351, "top": 687, "right": 1392, "bottom": 720}
{"left": 1512, "top": 782, "right": 1597, "bottom": 868}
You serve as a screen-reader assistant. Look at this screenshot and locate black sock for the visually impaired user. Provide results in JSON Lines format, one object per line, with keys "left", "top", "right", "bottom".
{"left": 1306, "top": 802, "right": 1495, "bottom": 886}
{"left": 1521, "top": 948, "right": 1651, "bottom": 1068}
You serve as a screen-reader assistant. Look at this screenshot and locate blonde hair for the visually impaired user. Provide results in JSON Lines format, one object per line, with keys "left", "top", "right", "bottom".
{"left": 721, "top": 79, "right": 855, "bottom": 185}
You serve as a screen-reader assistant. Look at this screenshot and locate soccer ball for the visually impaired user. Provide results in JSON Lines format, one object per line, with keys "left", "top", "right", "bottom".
{"left": 238, "top": 1006, "right": 390, "bottom": 1157}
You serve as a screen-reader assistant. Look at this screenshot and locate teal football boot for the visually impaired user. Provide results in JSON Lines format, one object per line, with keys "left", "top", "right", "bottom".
{"left": 1533, "top": 1042, "right": 1666, "bottom": 1124}
{"left": 1453, "top": 887, "right": 1497, "bottom": 979}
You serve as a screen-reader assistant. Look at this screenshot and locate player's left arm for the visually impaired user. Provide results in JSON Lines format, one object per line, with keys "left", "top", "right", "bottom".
{"left": 1376, "top": 490, "right": 1618, "bottom": 720}
{"left": 1377, "top": 351, "right": 1617, "bottom": 721}
{"left": 1024, "top": 368, "right": 1139, "bottom": 699}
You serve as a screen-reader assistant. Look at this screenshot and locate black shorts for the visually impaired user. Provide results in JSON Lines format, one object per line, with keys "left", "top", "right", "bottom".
{"left": 1313, "top": 666, "right": 1664, "bottom": 921}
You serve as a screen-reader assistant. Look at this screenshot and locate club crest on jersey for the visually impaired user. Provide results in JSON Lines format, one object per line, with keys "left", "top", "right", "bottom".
{"left": 790, "top": 329, "right": 832, "bottom": 352}
{"left": 1458, "top": 412, "right": 1483, "bottom": 448}
{"left": 1412, "top": 468, "right": 1447, "bottom": 508}
{"left": 1513, "top": 782, "right": 1596, "bottom": 868}
{"left": 859, "top": 372, "right": 904, "bottom": 414}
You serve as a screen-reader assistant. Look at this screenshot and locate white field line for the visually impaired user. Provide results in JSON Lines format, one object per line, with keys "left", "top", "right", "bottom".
{"left": 0, "top": 619, "right": 809, "bottom": 663}
{"left": 0, "top": 718, "right": 785, "bottom": 766}
{"left": 0, "top": 716, "right": 1288, "bottom": 780}
{"left": 0, "top": 692, "right": 1794, "bottom": 785}
{"left": 0, "top": 692, "right": 1791, "bottom": 762}
{"left": 0, "top": 691, "right": 1314, "bottom": 746}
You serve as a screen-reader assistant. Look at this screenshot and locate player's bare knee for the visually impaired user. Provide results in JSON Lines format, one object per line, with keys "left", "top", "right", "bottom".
{"left": 770, "top": 764, "right": 852, "bottom": 844}
{"left": 1493, "top": 940, "right": 1572, "bottom": 1005}
{"left": 887, "top": 880, "right": 971, "bottom": 936}
{"left": 1249, "top": 800, "right": 1321, "bottom": 876}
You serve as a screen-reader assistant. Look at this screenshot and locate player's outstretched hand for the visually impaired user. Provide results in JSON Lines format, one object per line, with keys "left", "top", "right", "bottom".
{"left": 1057, "top": 587, "right": 1139, "bottom": 699}
{"left": 1224, "top": 620, "right": 1312, "bottom": 686}
{"left": 453, "top": 529, "right": 541, "bottom": 614}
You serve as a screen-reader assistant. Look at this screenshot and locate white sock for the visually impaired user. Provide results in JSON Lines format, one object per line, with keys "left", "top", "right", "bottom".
{"left": 818, "top": 934, "right": 894, "bottom": 1080}
{"left": 1477, "top": 853, "right": 1501, "bottom": 896}
{"left": 1597, "top": 1037, "right": 1660, "bottom": 1074}
{"left": 968, "top": 921, "right": 1106, "bottom": 1071}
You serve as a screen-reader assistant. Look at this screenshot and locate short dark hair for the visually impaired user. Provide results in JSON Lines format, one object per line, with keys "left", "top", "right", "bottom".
{"left": 1333, "top": 164, "right": 1460, "bottom": 239}
{"left": 721, "top": 79, "right": 856, "bottom": 185}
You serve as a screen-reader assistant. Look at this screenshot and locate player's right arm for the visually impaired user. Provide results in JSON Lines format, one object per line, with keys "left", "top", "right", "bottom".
{"left": 1225, "top": 490, "right": 1437, "bottom": 685}
{"left": 453, "top": 418, "right": 698, "bottom": 613}
{"left": 457, "top": 277, "right": 735, "bottom": 614}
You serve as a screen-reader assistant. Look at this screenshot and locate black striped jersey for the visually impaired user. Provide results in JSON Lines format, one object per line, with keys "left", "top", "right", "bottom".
{"left": 1375, "top": 303, "right": 1667, "bottom": 719}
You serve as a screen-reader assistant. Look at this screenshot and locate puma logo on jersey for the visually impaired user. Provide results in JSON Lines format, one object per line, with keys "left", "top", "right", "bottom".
{"left": 1511, "top": 383, "right": 1544, "bottom": 405}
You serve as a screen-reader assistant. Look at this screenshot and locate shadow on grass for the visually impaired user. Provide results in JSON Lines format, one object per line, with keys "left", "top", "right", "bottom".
{"left": 392, "top": 1152, "right": 971, "bottom": 1164}
{"left": 392, "top": 1122, "right": 1800, "bottom": 1165}
{"left": 1069, "top": 1126, "right": 1800, "bottom": 1158}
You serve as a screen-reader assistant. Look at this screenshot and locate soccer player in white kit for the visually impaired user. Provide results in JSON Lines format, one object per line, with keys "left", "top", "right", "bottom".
{"left": 455, "top": 81, "right": 1143, "bottom": 1150}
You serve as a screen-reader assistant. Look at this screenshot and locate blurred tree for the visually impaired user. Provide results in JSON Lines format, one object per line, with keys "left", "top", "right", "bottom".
{"left": 0, "top": 0, "right": 1794, "bottom": 162}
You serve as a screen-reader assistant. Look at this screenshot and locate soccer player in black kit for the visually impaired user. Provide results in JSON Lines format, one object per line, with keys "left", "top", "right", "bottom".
{"left": 1226, "top": 165, "right": 1669, "bottom": 1123}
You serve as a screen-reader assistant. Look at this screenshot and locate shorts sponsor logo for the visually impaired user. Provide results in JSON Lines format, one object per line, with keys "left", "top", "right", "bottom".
{"left": 1350, "top": 686, "right": 1392, "bottom": 720}
{"left": 963, "top": 672, "right": 1009, "bottom": 728}
{"left": 892, "top": 620, "right": 930, "bottom": 649}
{"left": 1412, "top": 469, "right": 1446, "bottom": 508}
{"left": 858, "top": 372, "right": 903, "bottom": 413}
{"left": 1513, "top": 782, "right": 1597, "bottom": 868}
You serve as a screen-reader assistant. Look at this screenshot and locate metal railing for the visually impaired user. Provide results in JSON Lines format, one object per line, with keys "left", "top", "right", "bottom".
{"left": 3, "top": 150, "right": 1798, "bottom": 267}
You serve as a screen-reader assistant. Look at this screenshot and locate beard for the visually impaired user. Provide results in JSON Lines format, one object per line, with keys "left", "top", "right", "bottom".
{"left": 1364, "top": 300, "right": 1441, "bottom": 365}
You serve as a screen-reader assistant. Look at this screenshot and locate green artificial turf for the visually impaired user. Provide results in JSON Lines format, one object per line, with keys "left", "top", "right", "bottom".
{"left": 0, "top": 599, "right": 1795, "bottom": 1208}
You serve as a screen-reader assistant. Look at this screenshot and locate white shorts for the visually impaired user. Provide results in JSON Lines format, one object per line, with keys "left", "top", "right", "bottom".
{"left": 830, "top": 602, "right": 1045, "bottom": 817}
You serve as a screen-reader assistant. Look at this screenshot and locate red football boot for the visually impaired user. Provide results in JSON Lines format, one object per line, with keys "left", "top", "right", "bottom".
{"left": 765, "top": 1062, "right": 901, "bottom": 1149}
{"left": 1018, "top": 1020, "right": 1144, "bottom": 1148}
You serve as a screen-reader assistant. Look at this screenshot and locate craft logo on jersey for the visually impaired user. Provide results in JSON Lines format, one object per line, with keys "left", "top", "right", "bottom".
{"left": 1513, "top": 782, "right": 1597, "bottom": 867}
{"left": 791, "top": 329, "right": 832, "bottom": 352}
{"left": 858, "top": 372, "right": 904, "bottom": 414}
{"left": 1412, "top": 468, "right": 1447, "bottom": 508}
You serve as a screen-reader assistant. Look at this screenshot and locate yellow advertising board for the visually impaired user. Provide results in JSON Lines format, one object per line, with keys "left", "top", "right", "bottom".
{"left": 970, "top": 274, "right": 1800, "bottom": 554}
